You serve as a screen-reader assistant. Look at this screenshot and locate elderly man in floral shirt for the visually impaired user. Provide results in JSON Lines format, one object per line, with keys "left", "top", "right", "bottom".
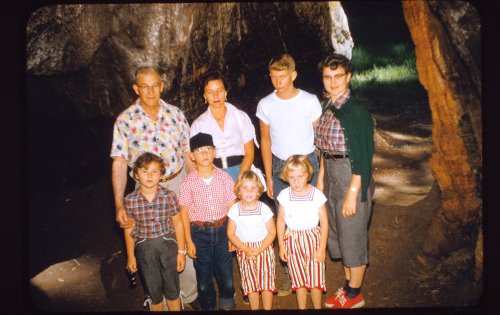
{"left": 110, "top": 66, "right": 199, "bottom": 310}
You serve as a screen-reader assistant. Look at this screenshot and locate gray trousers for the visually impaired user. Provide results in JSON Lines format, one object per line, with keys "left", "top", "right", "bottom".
{"left": 135, "top": 236, "right": 180, "bottom": 304}
{"left": 323, "top": 157, "right": 374, "bottom": 267}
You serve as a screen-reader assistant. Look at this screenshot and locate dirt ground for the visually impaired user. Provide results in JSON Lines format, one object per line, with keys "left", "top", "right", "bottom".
{"left": 28, "top": 99, "right": 481, "bottom": 312}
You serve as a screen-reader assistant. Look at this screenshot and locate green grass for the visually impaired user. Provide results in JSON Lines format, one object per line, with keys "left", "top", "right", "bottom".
{"left": 352, "top": 43, "right": 415, "bottom": 68}
{"left": 349, "top": 42, "right": 424, "bottom": 106}
{"left": 351, "top": 61, "right": 417, "bottom": 87}
{"left": 339, "top": 2, "right": 428, "bottom": 113}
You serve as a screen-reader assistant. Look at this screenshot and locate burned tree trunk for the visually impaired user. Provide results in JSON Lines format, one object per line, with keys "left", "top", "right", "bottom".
{"left": 26, "top": 2, "right": 352, "bottom": 190}
{"left": 402, "top": 0, "right": 481, "bottom": 274}
{"left": 26, "top": 3, "right": 351, "bottom": 121}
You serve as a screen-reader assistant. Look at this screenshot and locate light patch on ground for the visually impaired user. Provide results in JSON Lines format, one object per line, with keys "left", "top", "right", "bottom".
{"left": 30, "top": 255, "right": 108, "bottom": 311}
{"left": 373, "top": 130, "right": 433, "bottom": 206}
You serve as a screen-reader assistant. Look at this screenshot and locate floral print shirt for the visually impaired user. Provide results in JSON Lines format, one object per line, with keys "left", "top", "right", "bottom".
{"left": 111, "top": 98, "right": 190, "bottom": 177}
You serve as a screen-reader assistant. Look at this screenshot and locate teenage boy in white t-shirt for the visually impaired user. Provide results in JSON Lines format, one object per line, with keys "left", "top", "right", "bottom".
{"left": 256, "top": 53, "right": 322, "bottom": 296}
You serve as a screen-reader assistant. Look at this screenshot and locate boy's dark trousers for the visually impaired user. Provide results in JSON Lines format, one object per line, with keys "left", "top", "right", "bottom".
{"left": 190, "top": 220, "right": 235, "bottom": 311}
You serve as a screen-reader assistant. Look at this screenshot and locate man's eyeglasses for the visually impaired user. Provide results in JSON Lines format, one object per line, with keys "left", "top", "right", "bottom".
{"left": 323, "top": 73, "right": 347, "bottom": 82}
{"left": 136, "top": 83, "right": 162, "bottom": 91}
{"left": 193, "top": 146, "right": 215, "bottom": 153}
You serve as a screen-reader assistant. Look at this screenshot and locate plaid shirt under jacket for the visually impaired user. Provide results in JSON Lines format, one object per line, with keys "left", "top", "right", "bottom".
{"left": 314, "top": 89, "right": 350, "bottom": 153}
{"left": 125, "top": 186, "right": 179, "bottom": 240}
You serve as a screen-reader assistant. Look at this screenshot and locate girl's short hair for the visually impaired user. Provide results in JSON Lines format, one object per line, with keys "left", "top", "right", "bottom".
{"left": 279, "top": 154, "right": 314, "bottom": 182}
{"left": 317, "top": 53, "right": 353, "bottom": 75}
{"left": 234, "top": 170, "right": 265, "bottom": 197}
{"left": 132, "top": 152, "right": 166, "bottom": 176}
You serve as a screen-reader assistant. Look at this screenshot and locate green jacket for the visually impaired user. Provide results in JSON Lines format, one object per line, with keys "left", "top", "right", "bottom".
{"left": 323, "top": 96, "right": 374, "bottom": 202}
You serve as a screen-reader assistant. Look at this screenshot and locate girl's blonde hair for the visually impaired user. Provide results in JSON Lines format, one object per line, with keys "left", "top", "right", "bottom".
{"left": 279, "top": 154, "right": 314, "bottom": 182}
{"left": 234, "top": 170, "right": 265, "bottom": 197}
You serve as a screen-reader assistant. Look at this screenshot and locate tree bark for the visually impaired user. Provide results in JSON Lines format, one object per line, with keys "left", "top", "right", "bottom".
{"left": 402, "top": 1, "right": 481, "bottom": 259}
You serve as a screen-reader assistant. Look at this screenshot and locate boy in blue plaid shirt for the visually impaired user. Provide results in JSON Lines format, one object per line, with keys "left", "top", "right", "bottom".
{"left": 123, "top": 152, "right": 186, "bottom": 311}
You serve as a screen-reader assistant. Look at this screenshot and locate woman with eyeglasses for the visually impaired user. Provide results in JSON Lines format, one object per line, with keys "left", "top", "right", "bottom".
{"left": 190, "top": 70, "right": 256, "bottom": 181}
{"left": 314, "top": 54, "right": 375, "bottom": 309}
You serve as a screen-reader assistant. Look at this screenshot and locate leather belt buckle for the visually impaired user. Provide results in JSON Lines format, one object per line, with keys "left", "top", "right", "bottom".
{"left": 192, "top": 216, "right": 227, "bottom": 228}
{"left": 161, "top": 167, "right": 182, "bottom": 182}
{"left": 321, "top": 151, "right": 348, "bottom": 160}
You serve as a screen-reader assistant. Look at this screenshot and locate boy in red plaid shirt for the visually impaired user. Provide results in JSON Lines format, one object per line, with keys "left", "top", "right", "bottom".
{"left": 179, "top": 132, "right": 238, "bottom": 311}
{"left": 123, "top": 152, "right": 186, "bottom": 311}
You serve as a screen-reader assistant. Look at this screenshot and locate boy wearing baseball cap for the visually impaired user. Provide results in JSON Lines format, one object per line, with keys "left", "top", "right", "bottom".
{"left": 178, "top": 132, "right": 238, "bottom": 311}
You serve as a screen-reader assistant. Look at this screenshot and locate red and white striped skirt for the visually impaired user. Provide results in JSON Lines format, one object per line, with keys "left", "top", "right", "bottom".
{"left": 284, "top": 226, "right": 326, "bottom": 291}
{"left": 236, "top": 240, "right": 277, "bottom": 295}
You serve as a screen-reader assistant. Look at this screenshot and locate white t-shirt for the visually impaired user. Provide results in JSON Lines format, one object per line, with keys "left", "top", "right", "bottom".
{"left": 277, "top": 186, "right": 327, "bottom": 230}
{"left": 191, "top": 102, "right": 255, "bottom": 158}
{"left": 227, "top": 201, "right": 274, "bottom": 242}
{"left": 256, "top": 89, "right": 322, "bottom": 160}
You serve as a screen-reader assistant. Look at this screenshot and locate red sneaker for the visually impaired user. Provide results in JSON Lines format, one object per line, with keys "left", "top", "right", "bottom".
{"left": 324, "top": 287, "right": 345, "bottom": 308}
{"left": 334, "top": 291, "right": 365, "bottom": 308}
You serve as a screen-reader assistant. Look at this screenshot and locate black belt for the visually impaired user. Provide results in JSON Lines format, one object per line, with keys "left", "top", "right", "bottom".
{"left": 214, "top": 155, "right": 243, "bottom": 168}
{"left": 321, "top": 151, "right": 349, "bottom": 160}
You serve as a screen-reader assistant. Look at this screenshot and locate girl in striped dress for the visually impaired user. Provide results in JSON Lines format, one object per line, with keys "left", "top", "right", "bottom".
{"left": 227, "top": 170, "right": 277, "bottom": 310}
{"left": 276, "top": 154, "right": 328, "bottom": 309}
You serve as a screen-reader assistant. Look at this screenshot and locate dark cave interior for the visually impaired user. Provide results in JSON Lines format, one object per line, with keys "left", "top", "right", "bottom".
{"left": 26, "top": 1, "right": 410, "bottom": 197}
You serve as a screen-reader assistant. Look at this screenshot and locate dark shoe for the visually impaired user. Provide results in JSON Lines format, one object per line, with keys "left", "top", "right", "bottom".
{"left": 240, "top": 287, "right": 249, "bottom": 304}
{"left": 219, "top": 297, "right": 236, "bottom": 311}
{"left": 186, "top": 297, "right": 201, "bottom": 311}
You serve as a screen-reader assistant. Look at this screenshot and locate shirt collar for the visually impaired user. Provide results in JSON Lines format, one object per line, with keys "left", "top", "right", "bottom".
{"left": 207, "top": 102, "right": 229, "bottom": 119}
{"left": 330, "top": 89, "right": 350, "bottom": 109}
{"left": 134, "top": 98, "right": 166, "bottom": 117}
{"left": 133, "top": 185, "right": 168, "bottom": 199}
